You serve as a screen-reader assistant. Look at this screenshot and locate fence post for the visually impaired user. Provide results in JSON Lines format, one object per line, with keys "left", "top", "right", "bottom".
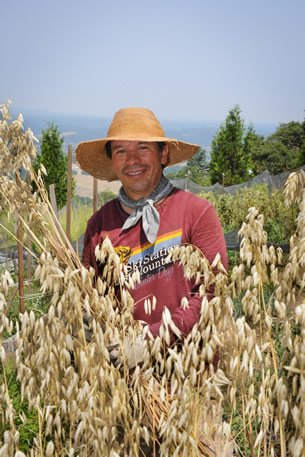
{"left": 49, "top": 184, "right": 58, "bottom": 218}
{"left": 49, "top": 184, "right": 62, "bottom": 238}
{"left": 66, "top": 144, "right": 73, "bottom": 241}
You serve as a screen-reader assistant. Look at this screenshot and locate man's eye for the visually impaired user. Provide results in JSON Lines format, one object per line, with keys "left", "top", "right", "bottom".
{"left": 139, "top": 146, "right": 148, "bottom": 151}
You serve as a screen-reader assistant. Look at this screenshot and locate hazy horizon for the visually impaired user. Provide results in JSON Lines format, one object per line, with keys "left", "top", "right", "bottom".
{"left": 10, "top": 106, "right": 278, "bottom": 153}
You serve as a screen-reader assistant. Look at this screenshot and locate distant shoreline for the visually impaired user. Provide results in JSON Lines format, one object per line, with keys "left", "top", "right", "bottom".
{"left": 14, "top": 110, "right": 277, "bottom": 154}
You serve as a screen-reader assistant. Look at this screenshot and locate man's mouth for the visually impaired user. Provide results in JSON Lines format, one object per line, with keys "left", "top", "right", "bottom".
{"left": 125, "top": 169, "right": 146, "bottom": 176}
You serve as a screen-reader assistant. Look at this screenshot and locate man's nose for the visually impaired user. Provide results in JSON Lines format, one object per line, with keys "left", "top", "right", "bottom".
{"left": 126, "top": 148, "right": 140, "bottom": 163}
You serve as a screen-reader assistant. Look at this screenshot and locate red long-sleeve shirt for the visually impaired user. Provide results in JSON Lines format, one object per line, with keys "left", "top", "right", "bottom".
{"left": 82, "top": 188, "right": 227, "bottom": 341}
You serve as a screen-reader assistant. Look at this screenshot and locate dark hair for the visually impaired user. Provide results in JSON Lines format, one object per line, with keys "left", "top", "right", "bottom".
{"left": 105, "top": 141, "right": 166, "bottom": 159}
{"left": 105, "top": 141, "right": 112, "bottom": 159}
{"left": 157, "top": 141, "right": 166, "bottom": 152}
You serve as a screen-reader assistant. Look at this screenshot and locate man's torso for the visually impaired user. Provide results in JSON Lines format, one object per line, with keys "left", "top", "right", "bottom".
{"left": 82, "top": 188, "right": 227, "bottom": 329}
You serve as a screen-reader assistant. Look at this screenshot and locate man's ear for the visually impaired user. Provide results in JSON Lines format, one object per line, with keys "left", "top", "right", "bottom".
{"left": 160, "top": 144, "right": 169, "bottom": 165}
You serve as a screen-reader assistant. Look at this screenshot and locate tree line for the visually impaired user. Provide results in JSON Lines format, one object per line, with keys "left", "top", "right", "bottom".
{"left": 35, "top": 106, "right": 305, "bottom": 207}
{"left": 167, "top": 105, "right": 305, "bottom": 187}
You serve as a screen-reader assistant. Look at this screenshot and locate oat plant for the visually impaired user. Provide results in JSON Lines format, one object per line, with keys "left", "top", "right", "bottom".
{"left": 1, "top": 102, "right": 305, "bottom": 457}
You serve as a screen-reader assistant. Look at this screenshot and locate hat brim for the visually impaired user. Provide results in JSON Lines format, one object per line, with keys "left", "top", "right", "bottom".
{"left": 75, "top": 136, "right": 200, "bottom": 182}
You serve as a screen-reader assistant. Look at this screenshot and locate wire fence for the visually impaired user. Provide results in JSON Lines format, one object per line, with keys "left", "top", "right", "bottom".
{"left": 169, "top": 167, "right": 305, "bottom": 195}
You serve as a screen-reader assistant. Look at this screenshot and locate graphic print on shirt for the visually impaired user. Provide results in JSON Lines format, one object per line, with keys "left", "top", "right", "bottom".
{"left": 124, "top": 228, "right": 182, "bottom": 281}
{"left": 114, "top": 246, "right": 132, "bottom": 266}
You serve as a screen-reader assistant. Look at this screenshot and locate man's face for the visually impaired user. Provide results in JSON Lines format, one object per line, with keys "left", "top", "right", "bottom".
{"left": 110, "top": 140, "right": 169, "bottom": 200}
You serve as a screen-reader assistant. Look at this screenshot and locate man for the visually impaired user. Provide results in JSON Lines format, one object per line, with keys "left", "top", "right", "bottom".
{"left": 76, "top": 107, "right": 230, "bottom": 456}
{"left": 76, "top": 107, "right": 227, "bottom": 351}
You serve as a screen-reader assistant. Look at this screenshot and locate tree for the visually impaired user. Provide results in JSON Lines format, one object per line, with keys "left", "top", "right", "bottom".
{"left": 98, "top": 190, "right": 117, "bottom": 206}
{"left": 268, "top": 121, "right": 305, "bottom": 150}
{"left": 267, "top": 121, "right": 304, "bottom": 169}
{"left": 243, "top": 124, "right": 264, "bottom": 172}
{"left": 251, "top": 141, "right": 300, "bottom": 175}
{"left": 209, "top": 105, "right": 250, "bottom": 185}
{"left": 166, "top": 148, "right": 210, "bottom": 186}
{"left": 186, "top": 148, "right": 208, "bottom": 169}
{"left": 251, "top": 121, "right": 305, "bottom": 174}
{"left": 301, "top": 115, "right": 305, "bottom": 163}
{"left": 34, "top": 122, "right": 75, "bottom": 209}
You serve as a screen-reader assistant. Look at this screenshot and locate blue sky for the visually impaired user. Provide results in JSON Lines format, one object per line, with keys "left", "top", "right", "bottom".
{"left": 1, "top": 0, "right": 305, "bottom": 124}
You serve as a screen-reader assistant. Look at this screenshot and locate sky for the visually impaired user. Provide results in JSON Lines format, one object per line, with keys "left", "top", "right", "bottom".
{"left": 1, "top": 0, "right": 305, "bottom": 125}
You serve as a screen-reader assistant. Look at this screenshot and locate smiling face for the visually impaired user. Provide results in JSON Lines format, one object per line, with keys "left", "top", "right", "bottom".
{"left": 110, "top": 140, "right": 169, "bottom": 200}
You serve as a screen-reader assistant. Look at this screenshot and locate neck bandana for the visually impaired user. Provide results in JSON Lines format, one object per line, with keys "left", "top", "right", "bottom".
{"left": 118, "top": 175, "right": 174, "bottom": 244}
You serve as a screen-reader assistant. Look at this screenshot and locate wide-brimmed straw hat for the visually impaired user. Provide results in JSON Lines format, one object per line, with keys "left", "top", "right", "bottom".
{"left": 75, "top": 107, "right": 200, "bottom": 181}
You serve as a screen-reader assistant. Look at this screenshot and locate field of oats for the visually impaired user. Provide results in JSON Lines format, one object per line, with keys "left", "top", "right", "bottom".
{"left": 1, "top": 103, "right": 305, "bottom": 457}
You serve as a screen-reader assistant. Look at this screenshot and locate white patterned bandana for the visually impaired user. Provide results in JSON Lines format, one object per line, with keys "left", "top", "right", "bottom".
{"left": 118, "top": 175, "right": 174, "bottom": 244}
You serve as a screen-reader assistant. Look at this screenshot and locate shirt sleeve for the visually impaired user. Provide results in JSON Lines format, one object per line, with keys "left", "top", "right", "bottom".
{"left": 148, "top": 203, "right": 227, "bottom": 344}
{"left": 82, "top": 227, "right": 99, "bottom": 276}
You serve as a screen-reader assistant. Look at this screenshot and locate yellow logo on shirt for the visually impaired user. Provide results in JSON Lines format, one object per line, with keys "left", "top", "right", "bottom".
{"left": 114, "top": 246, "right": 132, "bottom": 266}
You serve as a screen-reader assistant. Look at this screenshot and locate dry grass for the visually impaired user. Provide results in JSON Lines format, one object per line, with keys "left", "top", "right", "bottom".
{"left": 73, "top": 167, "right": 121, "bottom": 199}
{"left": 1, "top": 102, "right": 305, "bottom": 457}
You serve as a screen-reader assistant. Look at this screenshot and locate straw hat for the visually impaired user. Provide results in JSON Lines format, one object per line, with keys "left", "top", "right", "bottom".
{"left": 75, "top": 107, "right": 200, "bottom": 181}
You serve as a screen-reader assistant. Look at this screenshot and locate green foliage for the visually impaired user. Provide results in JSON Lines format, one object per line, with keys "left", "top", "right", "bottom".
{"left": 98, "top": 190, "right": 117, "bottom": 206}
{"left": 226, "top": 249, "right": 240, "bottom": 276}
{"left": 210, "top": 105, "right": 251, "bottom": 186}
{"left": 34, "top": 122, "right": 75, "bottom": 210}
{"left": 269, "top": 121, "right": 305, "bottom": 150}
{"left": 0, "top": 278, "right": 51, "bottom": 339}
{"left": 166, "top": 148, "right": 211, "bottom": 186}
{"left": 252, "top": 136, "right": 303, "bottom": 175}
{"left": 200, "top": 184, "right": 297, "bottom": 243}
{"left": 302, "top": 142, "right": 305, "bottom": 165}
{"left": 0, "top": 363, "right": 39, "bottom": 452}
{"left": 243, "top": 123, "right": 263, "bottom": 172}
{"left": 210, "top": 107, "right": 305, "bottom": 183}
{"left": 186, "top": 148, "right": 207, "bottom": 168}
{"left": 252, "top": 120, "right": 305, "bottom": 174}
{"left": 0, "top": 213, "right": 16, "bottom": 248}
{"left": 166, "top": 167, "right": 211, "bottom": 186}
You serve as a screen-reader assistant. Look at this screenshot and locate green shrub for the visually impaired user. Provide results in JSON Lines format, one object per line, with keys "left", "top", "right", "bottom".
{"left": 200, "top": 184, "right": 297, "bottom": 243}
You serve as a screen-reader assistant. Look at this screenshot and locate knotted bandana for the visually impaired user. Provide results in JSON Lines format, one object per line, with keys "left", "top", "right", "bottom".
{"left": 118, "top": 175, "right": 174, "bottom": 244}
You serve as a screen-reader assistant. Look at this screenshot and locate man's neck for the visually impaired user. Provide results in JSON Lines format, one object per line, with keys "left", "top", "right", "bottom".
{"left": 120, "top": 198, "right": 166, "bottom": 214}
{"left": 120, "top": 202, "right": 134, "bottom": 214}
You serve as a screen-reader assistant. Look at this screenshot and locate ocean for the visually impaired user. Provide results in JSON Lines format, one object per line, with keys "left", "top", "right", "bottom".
{"left": 12, "top": 109, "right": 277, "bottom": 161}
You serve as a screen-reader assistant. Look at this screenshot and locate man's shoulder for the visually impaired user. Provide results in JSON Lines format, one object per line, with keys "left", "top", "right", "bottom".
{"left": 86, "top": 198, "right": 119, "bottom": 228}
{"left": 170, "top": 187, "right": 213, "bottom": 210}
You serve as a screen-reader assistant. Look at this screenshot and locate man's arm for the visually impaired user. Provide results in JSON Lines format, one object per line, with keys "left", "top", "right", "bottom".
{"left": 148, "top": 204, "right": 227, "bottom": 344}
